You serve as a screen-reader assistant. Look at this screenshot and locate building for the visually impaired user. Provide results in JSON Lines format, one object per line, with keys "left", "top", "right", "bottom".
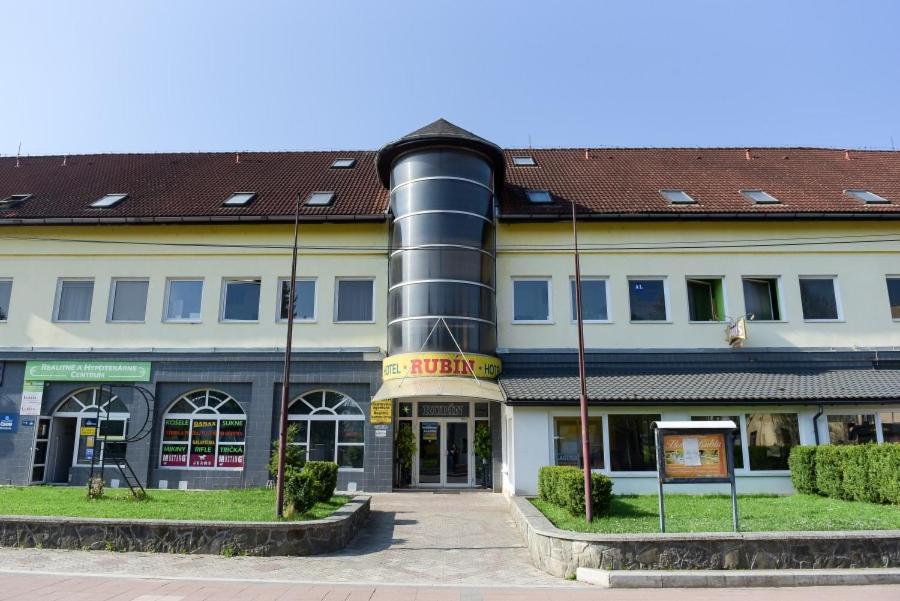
{"left": 0, "top": 119, "right": 899, "bottom": 496}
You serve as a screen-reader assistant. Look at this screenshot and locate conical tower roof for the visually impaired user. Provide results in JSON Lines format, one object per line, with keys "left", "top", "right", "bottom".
{"left": 375, "top": 118, "right": 505, "bottom": 187}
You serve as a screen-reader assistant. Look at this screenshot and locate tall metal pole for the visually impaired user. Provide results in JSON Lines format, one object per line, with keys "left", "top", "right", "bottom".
{"left": 275, "top": 193, "right": 302, "bottom": 517}
{"left": 571, "top": 200, "right": 593, "bottom": 522}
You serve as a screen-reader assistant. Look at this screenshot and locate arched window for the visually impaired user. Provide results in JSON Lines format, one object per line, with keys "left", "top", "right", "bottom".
{"left": 54, "top": 387, "right": 129, "bottom": 465}
{"left": 288, "top": 390, "right": 364, "bottom": 470}
{"left": 160, "top": 389, "right": 246, "bottom": 470}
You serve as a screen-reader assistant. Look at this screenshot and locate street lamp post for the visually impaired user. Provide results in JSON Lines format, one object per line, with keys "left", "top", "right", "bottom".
{"left": 571, "top": 199, "right": 593, "bottom": 523}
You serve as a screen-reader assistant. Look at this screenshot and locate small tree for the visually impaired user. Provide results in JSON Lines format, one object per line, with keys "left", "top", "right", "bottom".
{"left": 395, "top": 426, "right": 416, "bottom": 487}
{"left": 474, "top": 424, "right": 492, "bottom": 488}
{"left": 269, "top": 424, "right": 306, "bottom": 483}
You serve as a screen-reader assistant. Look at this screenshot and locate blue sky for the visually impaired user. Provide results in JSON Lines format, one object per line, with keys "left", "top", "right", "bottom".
{"left": 3, "top": 1, "right": 899, "bottom": 155}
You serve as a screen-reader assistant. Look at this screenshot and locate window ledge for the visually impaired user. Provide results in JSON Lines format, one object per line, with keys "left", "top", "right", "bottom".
{"left": 628, "top": 320, "right": 672, "bottom": 324}
{"left": 53, "top": 320, "right": 91, "bottom": 324}
{"left": 333, "top": 320, "right": 376, "bottom": 324}
{"left": 748, "top": 320, "right": 788, "bottom": 324}
{"left": 220, "top": 320, "right": 261, "bottom": 324}
{"left": 569, "top": 320, "right": 613, "bottom": 325}
{"left": 277, "top": 319, "right": 318, "bottom": 324}
{"left": 802, "top": 319, "right": 845, "bottom": 323}
{"left": 512, "top": 320, "right": 555, "bottom": 325}
{"left": 688, "top": 320, "right": 729, "bottom": 324}
{"left": 107, "top": 320, "right": 146, "bottom": 324}
{"left": 163, "top": 320, "right": 203, "bottom": 324}
{"left": 338, "top": 467, "right": 365, "bottom": 473}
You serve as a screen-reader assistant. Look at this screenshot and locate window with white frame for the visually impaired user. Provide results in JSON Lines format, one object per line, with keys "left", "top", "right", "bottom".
{"left": 745, "top": 413, "right": 800, "bottom": 470}
{"left": 164, "top": 279, "right": 203, "bottom": 322}
{"left": 108, "top": 279, "right": 149, "bottom": 322}
{"left": 160, "top": 390, "right": 246, "bottom": 470}
{"left": 627, "top": 278, "right": 668, "bottom": 321}
{"left": 827, "top": 414, "right": 878, "bottom": 445}
{"left": 288, "top": 390, "right": 365, "bottom": 469}
{"left": 221, "top": 278, "right": 261, "bottom": 322}
{"left": 54, "top": 279, "right": 94, "bottom": 322}
{"left": 0, "top": 279, "right": 11, "bottom": 321}
{"left": 553, "top": 417, "right": 603, "bottom": 469}
{"left": 513, "top": 278, "right": 551, "bottom": 322}
{"left": 608, "top": 414, "right": 660, "bottom": 471}
{"left": 334, "top": 278, "right": 374, "bottom": 322}
{"left": 686, "top": 278, "right": 726, "bottom": 322}
{"left": 742, "top": 277, "right": 781, "bottom": 321}
{"left": 798, "top": 276, "right": 841, "bottom": 321}
{"left": 278, "top": 278, "right": 316, "bottom": 321}
{"left": 570, "top": 277, "right": 609, "bottom": 322}
{"left": 885, "top": 277, "right": 900, "bottom": 320}
{"left": 881, "top": 411, "right": 899, "bottom": 443}
{"left": 54, "top": 388, "right": 129, "bottom": 465}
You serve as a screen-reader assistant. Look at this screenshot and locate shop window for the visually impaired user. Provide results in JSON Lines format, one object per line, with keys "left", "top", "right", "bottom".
{"left": 221, "top": 278, "right": 261, "bottom": 322}
{"left": 881, "top": 412, "right": 900, "bottom": 443}
{"left": 745, "top": 413, "right": 799, "bottom": 470}
{"left": 334, "top": 279, "right": 374, "bottom": 322}
{"left": 513, "top": 278, "right": 551, "bottom": 322}
{"left": 690, "top": 415, "right": 744, "bottom": 469}
{"left": 799, "top": 277, "right": 841, "bottom": 321}
{"left": 886, "top": 278, "right": 900, "bottom": 320}
{"left": 827, "top": 414, "right": 878, "bottom": 445}
{"left": 628, "top": 278, "right": 668, "bottom": 321}
{"left": 54, "top": 388, "right": 129, "bottom": 465}
{"left": 288, "top": 390, "right": 365, "bottom": 470}
{"left": 108, "top": 279, "right": 149, "bottom": 322}
{"left": 608, "top": 414, "right": 660, "bottom": 471}
{"left": 0, "top": 279, "right": 11, "bottom": 321}
{"left": 570, "top": 278, "right": 609, "bottom": 322}
{"left": 687, "top": 278, "right": 725, "bottom": 322}
{"left": 164, "top": 279, "right": 203, "bottom": 322}
{"left": 54, "top": 279, "right": 94, "bottom": 322}
{"left": 742, "top": 277, "right": 781, "bottom": 321}
{"left": 160, "top": 389, "right": 246, "bottom": 470}
{"left": 553, "top": 417, "right": 603, "bottom": 469}
{"left": 278, "top": 278, "right": 316, "bottom": 321}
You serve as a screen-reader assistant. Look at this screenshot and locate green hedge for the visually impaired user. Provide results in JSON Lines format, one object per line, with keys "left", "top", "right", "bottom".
{"left": 788, "top": 443, "right": 900, "bottom": 504}
{"left": 303, "top": 461, "right": 339, "bottom": 502}
{"left": 283, "top": 460, "right": 339, "bottom": 514}
{"left": 538, "top": 466, "right": 613, "bottom": 518}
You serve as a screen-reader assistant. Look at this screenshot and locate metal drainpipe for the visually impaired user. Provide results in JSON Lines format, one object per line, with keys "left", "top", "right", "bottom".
{"left": 812, "top": 404, "right": 824, "bottom": 445}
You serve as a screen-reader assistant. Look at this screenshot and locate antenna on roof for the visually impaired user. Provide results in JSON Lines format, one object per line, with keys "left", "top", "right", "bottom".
{"left": 61, "top": 154, "right": 67, "bottom": 167}
{"left": 528, "top": 134, "right": 532, "bottom": 149}
{"left": 891, "top": 136, "right": 896, "bottom": 151}
{"left": 235, "top": 152, "right": 240, "bottom": 164}
{"left": 16, "top": 142, "right": 21, "bottom": 168}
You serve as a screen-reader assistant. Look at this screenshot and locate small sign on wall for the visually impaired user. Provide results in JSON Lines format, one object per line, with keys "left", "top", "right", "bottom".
{"left": 370, "top": 399, "right": 393, "bottom": 425}
{"left": 0, "top": 413, "right": 18, "bottom": 433}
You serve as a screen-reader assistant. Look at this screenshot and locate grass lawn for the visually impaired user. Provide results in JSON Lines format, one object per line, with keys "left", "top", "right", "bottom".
{"left": 531, "top": 494, "right": 900, "bottom": 533}
{"left": 0, "top": 486, "right": 350, "bottom": 522}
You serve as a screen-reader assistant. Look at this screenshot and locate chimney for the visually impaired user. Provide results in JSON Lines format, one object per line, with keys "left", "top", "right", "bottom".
{"left": 844, "top": 150, "right": 851, "bottom": 161}
{"left": 61, "top": 155, "right": 67, "bottom": 167}
{"left": 584, "top": 149, "right": 590, "bottom": 160}
{"left": 235, "top": 153, "right": 240, "bottom": 164}
{"left": 745, "top": 149, "right": 751, "bottom": 160}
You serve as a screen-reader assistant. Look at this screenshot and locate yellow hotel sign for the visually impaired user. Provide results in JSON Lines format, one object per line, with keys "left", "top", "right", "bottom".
{"left": 370, "top": 400, "right": 393, "bottom": 425}
{"left": 382, "top": 352, "right": 502, "bottom": 381}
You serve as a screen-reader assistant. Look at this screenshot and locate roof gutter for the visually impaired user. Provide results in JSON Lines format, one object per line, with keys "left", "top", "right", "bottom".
{"left": 0, "top": 214, "right": 388, "bottom": 226}
{"left": 503, "top": 397, "right": 898, "bottom": 407}
{"left": 499, "top": 212, "right": 900, "bottom": 222}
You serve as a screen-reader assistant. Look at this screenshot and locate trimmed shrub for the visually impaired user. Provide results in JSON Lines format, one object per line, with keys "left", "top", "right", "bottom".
{"left": 842, "top": 444, "right": 875, "bottom": 502}
{"left": 303, "top": 461, "right": 339, "bottom": 502}
{"left": 815, "top": 444, "right": 852, "bottom": 499}
{"left": 268, "top": 424, "right": 306, "bottom": 481}
{"left": 283, "top": 467, "right": 316, "bottom": 515}
{"left": 868, "top": 444, "right": 900, "bottom": 504}
{"left": 788, "top": 445, "right": 818, "bottom": 494}
{"left": 537, "top": 466, "right": 613, "bottom": 518}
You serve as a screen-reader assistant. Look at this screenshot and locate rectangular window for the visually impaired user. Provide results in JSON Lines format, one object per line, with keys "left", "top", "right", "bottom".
{"left": 745, "top": 413, "right": 800, "bottom": 470}
{"left": 0, "top": 279, "right": 11, "bottom": 321}
{"left": 686, "top": 278, "right": 725, "bottom": 322}
{"left": 164, "top": 279, "right": 203, "bottom": 322}
{"left": 608, "top": 414, "right": 660, "bottom": 471}
{"left": 881, "top": 412, "right": 899, "bottom": 443}
{"left": 691, "top": 416, "right": 744, "bottom": 469}
{"left": 799, "top": 277, "right": 840, "bottom": 321}
{"left": 742, "top": 277, "right": 781, "bottom": 321}
{"left": 54, "top": 279, "right": 94, "bottom": 322}
{"left": 570, "top": 278, "right": 608, "bottom": 322}
{"left": 108, "top": 279, "right": 149, "bottom": 322}
{"left": 334, "top": 279, "right": 374, "bottom": 322}
{"left": 513, "top": 278, "right": 551, "bottom": 322}
{"left": 279, "top": 278, "right": 316, "bottom": 321}
{"left": 221, "top": 278, "right": 261, "bottom": 322}
{"left": 628, "top": 278, "right": 668, "bottom": 321}
{"left": 553, "top": 417, "right": 603, "bottom": 469}
{"left": 160, "top": 417, "right": 245, "bottom": 470}
{"left": 827, "top": 414, "right": 878, "bottom": 445}
{"left": 886, "top": 278, "right": 900, "bottom": 319}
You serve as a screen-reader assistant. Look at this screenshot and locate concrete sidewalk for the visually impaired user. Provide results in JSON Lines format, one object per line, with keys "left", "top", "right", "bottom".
{"left": 577, "top": 567, "right": 900, "bottom": 588}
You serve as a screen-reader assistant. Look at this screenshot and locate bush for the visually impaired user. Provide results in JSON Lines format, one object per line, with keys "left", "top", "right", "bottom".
{"left": 538, "top": 466, "right": 613, "bottom": 519}
{"left": 302, "top": 461, "right": 338, "bottom": 502}
{"left": 268, "top": 424, "right": 306, "bottom": 481}
{"left": 842, "top": 444, "right": 875, "bottom": 502}
{"left": 788, "top": 445, "right": 818, "bottom": 494}
{"left": 868, "top": 444, "right": 900, "bottom": 504}
{"left": 283, "top": 467, "right": 316, "bottom": 515}
{"left": 815, "top": 444, "right": 852, "bottom": 499}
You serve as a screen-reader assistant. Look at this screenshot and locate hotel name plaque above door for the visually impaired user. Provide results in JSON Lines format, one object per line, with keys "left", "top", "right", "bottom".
{"left": 417, "top": 402, "right": 470, "bottom": 418}
{"left": 382, "top": 353, "right": 502, "bottom": 381}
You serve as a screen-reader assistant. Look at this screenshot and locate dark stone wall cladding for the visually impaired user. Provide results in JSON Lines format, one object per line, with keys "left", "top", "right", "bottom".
{"left": 0, "top": 496, "right": 370, "bottom": 556}
{"left": 511, "top": 497, "right": 900, "bottom": 578}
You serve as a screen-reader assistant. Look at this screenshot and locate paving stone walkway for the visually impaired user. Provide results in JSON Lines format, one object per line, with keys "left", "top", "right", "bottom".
{"left": 0, "top": 491, "right": 571, "bottom": 587}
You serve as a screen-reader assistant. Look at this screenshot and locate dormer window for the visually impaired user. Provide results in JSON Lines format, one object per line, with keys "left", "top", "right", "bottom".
{"left": 512, "top": 156, "right": 537, "bottom": 167}
{"left": 845, "top": 189, "right": 890, "bottom": 204}
{"left": 330, "top": 158, "right": 356, "bottom": 169}
{"left": 0, "top": 194, "right": 32, "bottom": 208}
{"left": 526, "top": 189, "right": 552, "bottom": 204}
{"left": 90, "top": 193, "right": 128, "bottom": 208}
{"left": 223, "top": 192, "right": 257, "bottom": 206}
{"left": 660, "top": 189, "right": 696, "bottom": 204}
{"left": 740, "top": 189, "right": 780, "bottom": 204}
{"left": 306, "top": 191, "right": 335, "bottom": 206}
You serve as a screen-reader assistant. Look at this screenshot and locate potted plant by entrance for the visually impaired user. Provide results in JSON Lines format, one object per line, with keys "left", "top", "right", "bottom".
{"left": 395, "top": 425, "right": 416, "bottom": 488}
{"left": 474, "top": 423, "right": 492, "bottom": 489}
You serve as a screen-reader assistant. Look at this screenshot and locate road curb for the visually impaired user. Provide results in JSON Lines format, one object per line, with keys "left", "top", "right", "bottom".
{"left": 576, "top": 567, "right": 900, "bottom": 588}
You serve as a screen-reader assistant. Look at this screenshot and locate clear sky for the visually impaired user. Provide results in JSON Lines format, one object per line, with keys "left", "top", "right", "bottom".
{"left": 3, "top": 1, "right": 899, "bottom": 155}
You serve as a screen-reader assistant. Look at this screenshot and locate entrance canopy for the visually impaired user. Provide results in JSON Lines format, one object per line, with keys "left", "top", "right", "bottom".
{"left": 373, "top": 377, "right": 504, "bottom": 403}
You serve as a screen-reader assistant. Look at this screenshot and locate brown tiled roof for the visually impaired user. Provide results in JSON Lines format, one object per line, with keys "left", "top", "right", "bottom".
{"left": 2, "top": 147, "right": 900, "bottom": 224}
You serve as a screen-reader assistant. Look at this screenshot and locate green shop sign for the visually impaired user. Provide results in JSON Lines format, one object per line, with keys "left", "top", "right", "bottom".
{"left": 24, "top": 361, "right": 152, "bottom": 382}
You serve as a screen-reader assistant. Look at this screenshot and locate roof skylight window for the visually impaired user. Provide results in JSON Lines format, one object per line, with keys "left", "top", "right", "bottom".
{"left": 90, "top": 193, "right": 128, "bottom": 208}
{"left": 845, "top": 189, "right": 890, "bottom": 204}
{"left": 330, "top": 158, "right": 356, "bottom": 169}
{"left": 306, "top": 191, "right": 335, "bottom": 206}
{"left": 512, "top": 156, "right": 537, "bottom": 166}
{"left": 223, "top": 192, "right": 257, "bottom": 206}
{"left": 0, "top": 194, "right": 32, "bottom": 207}
{"left": 525, "top": 189, "right": 553, "bottom": 204}
{"left": 660, "top": 189, "right": 696, "bottom": 204}
{"left": 740, "top": 189, "right": 780, "bottom": 204}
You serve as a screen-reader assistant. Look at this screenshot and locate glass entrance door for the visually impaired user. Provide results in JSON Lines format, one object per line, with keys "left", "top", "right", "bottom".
{"left": 445, "top": 421, "right": 469, "bottom": 484}
{"left": 419, "top": 421, "right": 441, "bottom": 484}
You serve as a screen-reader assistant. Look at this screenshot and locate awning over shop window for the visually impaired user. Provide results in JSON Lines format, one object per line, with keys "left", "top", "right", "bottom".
{"left": 373, "top": 377, "right": 504, "bottom": 403}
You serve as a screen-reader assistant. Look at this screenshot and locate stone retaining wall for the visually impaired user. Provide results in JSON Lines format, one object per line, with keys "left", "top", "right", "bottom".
{"left": 0, "top": 495, "right": 369, "bottom": 556}
{"left": 510, "top": 496, "right": 900, "bottom": 578}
